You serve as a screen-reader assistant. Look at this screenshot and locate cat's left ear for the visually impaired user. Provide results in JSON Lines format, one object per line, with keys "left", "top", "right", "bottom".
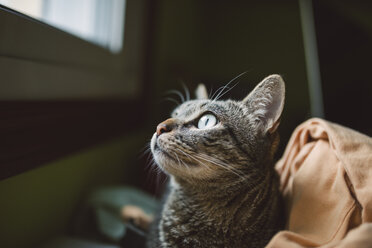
{"left": 243, "top": 74, "right": 285, "bottom": 134}
{"left": 195, "top": 84, "right": 209, "bottom": 100}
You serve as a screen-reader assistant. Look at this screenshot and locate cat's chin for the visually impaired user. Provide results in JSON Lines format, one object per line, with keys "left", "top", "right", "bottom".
{"left": 151, "top": 133, "right": 175, "bottom": 171}
{"left": 150, "top": 133, "right": 211, "bottom": 179}
{"left": 151, "top": 133, "right": 176, "bottom": 162}
{"left": 152, "top": 147, "right": 194, "bottom": 177}
{"left": 152, "top": 152, "right": 212, "bottom": 181}
{"left": 152, "top": 152, "right": 181, "bottom": 177}
{"left": 153, "top": 150, "right": 174, "bottom": 166}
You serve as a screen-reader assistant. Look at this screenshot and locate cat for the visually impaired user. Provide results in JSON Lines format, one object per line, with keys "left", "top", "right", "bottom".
{"left": 147, "top": 74, "right": 285, "bottom": 248}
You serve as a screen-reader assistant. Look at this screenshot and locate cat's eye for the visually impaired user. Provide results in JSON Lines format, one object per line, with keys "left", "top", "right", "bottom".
{"left": 197, "top": 114, "right": 218, "bottom": 129}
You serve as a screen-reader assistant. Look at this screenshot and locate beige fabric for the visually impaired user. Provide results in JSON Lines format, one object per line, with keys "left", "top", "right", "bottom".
{"left": 266, "top": 118, "right": 372, "bottom": 247}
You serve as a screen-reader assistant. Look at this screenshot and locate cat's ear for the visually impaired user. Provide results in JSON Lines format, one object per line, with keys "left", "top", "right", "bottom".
{"left": 243, "top": 74, "right": 285, "bottom": 134}
{"left": 195, "top": 84, "right": 209, "bottom": 100}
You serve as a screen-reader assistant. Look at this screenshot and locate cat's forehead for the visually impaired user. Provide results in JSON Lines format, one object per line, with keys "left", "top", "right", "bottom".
{"left": 172, "top": 100, "right": 207, "bottom": 118}
{"left": 172, "top": 99, "right": 238, "bottom": 120}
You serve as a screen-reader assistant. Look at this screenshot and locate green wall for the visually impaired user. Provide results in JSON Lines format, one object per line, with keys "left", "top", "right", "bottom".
{"left": 0, "top": 134, "right": 146, "bottom": 248}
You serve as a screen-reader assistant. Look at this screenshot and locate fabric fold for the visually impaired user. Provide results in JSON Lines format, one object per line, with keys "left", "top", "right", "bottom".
{"left": 267, "top": 118, "right": 372, "bottom": 247}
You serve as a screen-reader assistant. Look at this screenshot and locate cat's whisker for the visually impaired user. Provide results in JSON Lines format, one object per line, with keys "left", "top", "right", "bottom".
{"left": 163, "top": 97, "right": 181, "bottom": 106}
{"left": 166, "top": 90, "right": 185, "bottom": 103}
{"left": 175, "top": 148, "right": 244, "bottom": 179}
{"left": 175, "top": 148, "right": 199, "bottom": 165}
{"left": 181, "top": 159, "right": 192, "bottom": 174}
{"left": 173, "top": 152, "right": 187, "bottom": 170}
{"left": 212, "top": 71, "right": 248, "bottom": 101}
{"left": 214, "top": 81, "right": 240, "bottom": 101}
{"left": 147, "top": 159, "right": 160, "bottom": 173}
{"left": 194, "top": 153, "right": 246, "bottom": 179}
{"left": 144, "top": 159, "right": 162, "bottom": 194}
{"left": 175, "top": 148, "right": 210, "bottom": 169}
{"left": 181, "top": 83, "right": 190, "bottom": 102}
{"left": 138, "top": 143, "right": 153, "bottom": 159}
{"left": 202, "top": 159, "right": 244, "bottom": 179}
{"left": 145, "top": 160, "right": 165, "bottom": 192}
{"left": 210, "top": 85, "right": 229, "bottom": 101}
{"left": 208, "top": 86, "right": 214, "bottom": 99}
{"left": 158, "top": 172, "right": 169, "bottom": 189}
{"left": 152, "top": 168, "right": 168, "bottom": 194}
{"left": 182, "top": 151, "right": 240, "bottom": 176}
{"left": 142, "top": 152, "right": 154, "bottom": 171}
{"left": 196, "top": 156, "right": 259, "bottom": 192}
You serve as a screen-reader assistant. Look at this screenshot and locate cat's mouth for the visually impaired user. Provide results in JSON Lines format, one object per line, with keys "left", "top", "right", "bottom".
{"left": 151, "top": 133, "right": 177, "bottom": 162}
{"left": 151, "top": 133, "right": 203, "bottom": 173}
{"left": 154, "top": 142, "right": 171, "bottom": 158}
{"left": 153, "top": 141, "right": 159, "bottom": 151}
{"left": 153, "top": 135, "right": 198, "bottom": 169}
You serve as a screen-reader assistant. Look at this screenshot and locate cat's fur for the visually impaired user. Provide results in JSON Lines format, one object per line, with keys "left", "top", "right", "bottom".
{"left": 147, "top": 75, "right": 285, "bottom": 248}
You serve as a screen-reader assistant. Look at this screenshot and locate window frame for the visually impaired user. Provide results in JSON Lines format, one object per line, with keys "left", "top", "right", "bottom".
{"left": 0, "top": 1, "right": 146, "bottom": 100}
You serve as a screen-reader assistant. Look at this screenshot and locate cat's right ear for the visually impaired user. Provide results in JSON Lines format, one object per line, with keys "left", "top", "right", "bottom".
{"left": 242, "top": 74, "right": 285, "bottom": 134}
{"left": 195, "top": 84, "right": 209, "bottom": 100}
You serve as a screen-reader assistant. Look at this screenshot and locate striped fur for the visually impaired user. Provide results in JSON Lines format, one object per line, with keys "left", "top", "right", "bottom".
{"left": 148, "top": 75, "right": 285, "bottom": 248}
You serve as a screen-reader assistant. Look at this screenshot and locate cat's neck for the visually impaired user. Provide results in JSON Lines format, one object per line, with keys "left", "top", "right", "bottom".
{"left": 168, "top": 167, "right": 279, "bottom": 226}
{"left": 159, "top": 164, "right": 282, "bottom": 247}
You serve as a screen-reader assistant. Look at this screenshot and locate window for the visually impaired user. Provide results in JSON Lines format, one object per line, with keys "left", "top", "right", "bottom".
{"left": 0, "top": 0, "right": 126, "bottom": 53}
{"left": 0, "top": 0, "right": 147, "bottom": 100}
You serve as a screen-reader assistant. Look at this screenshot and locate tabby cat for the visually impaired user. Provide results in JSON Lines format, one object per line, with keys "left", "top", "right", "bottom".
{"left": 147, "top": 74, "right": 285, "bottom": 248}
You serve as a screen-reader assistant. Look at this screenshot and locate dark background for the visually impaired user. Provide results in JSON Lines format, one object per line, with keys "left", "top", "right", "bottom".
{"left": 313, "top": 0, "right": 372, "bottom": 136}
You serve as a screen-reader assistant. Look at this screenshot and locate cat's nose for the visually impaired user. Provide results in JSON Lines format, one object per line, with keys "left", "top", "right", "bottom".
{"left": 156, "top": 118, "right": 176, "bottom": 136}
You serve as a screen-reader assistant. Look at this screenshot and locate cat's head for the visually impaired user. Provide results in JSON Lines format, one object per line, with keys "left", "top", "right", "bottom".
{"left": 150, "top": 74, "right": 285, "bottom": 183}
